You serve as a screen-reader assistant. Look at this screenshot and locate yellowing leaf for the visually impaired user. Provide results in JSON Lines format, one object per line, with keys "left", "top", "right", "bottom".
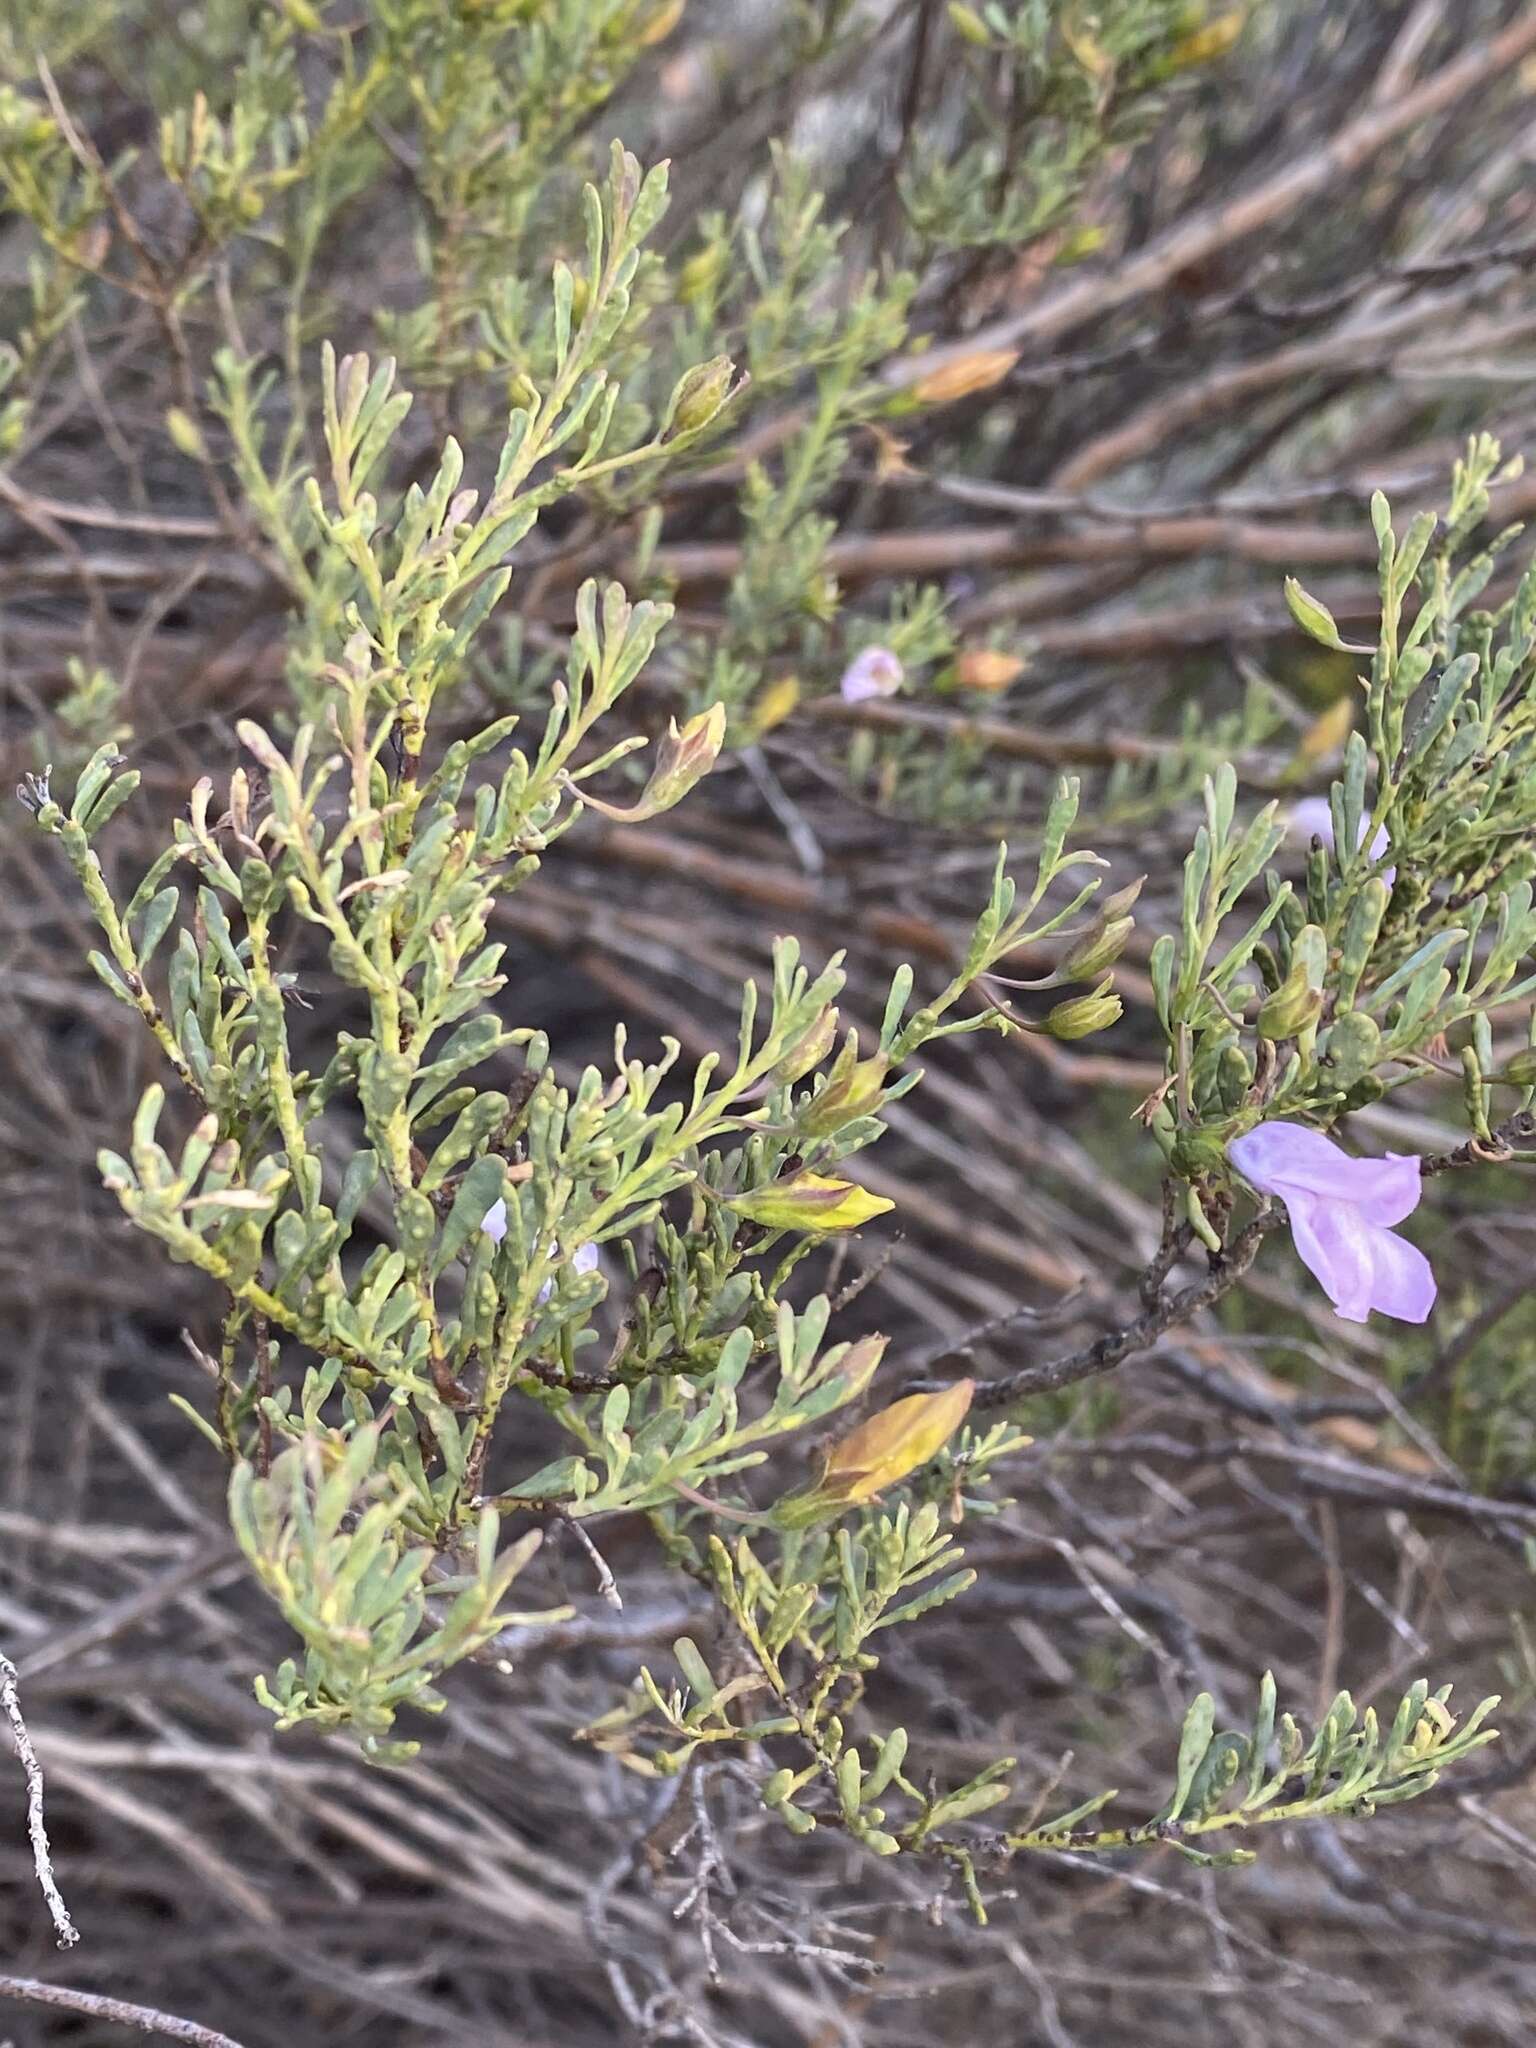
{"left": 638, "top": 0, "right": 686, "bottom": 46}
{"left": 165, "top": 406, "right": 208, "bottom": 460}
{"left": 947, "top": 3, "right": 992, "bottom": 44}
{"left": 910, "top": 347, "right": 1019, "bottom": 406}
{"left": 1168, "top": 8, "right": 1245, "bottom": 69}
{"left": 821, "top": 1381, "right": 976, "bottom": 1503}
{"left": 1297, "top": 692, "right": 1354, "bottom": 765}
{"left": 749, "top": 674, "right": 802, "bottom": 735}
{"left": 1061, "top": 16, "right": 1112, "bottom": 81}
{"left": 725, "top": 1172, "right": 894, "bottom": 1234}
{"left": 1056, "top": 224, "right": 1108, "bottom": 262}
{"left": 575, "top": 704, "right": 727, "bottom": 822}
{"left": 866, "top": 422, "right": 918, "bottom": 481}
{"left": 955, "top": 648, "right": 1024, "bottom": 693}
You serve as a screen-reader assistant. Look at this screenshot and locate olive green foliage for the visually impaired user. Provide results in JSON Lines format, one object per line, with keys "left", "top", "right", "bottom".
{"left": 26, "top": 382, "right": 1513, "bottom": 1878}
{"left": 0, "top": 0, "right": 1256, "bottom": 764}
{"left": 5, "top": 0, "right": 1521, "bottom": 1897}
{"left": 22, "top": 157, "right": 1121, "bottom": 1793}
{"left": 1155, "top": 442, "right": 1536, "bottom": 1246}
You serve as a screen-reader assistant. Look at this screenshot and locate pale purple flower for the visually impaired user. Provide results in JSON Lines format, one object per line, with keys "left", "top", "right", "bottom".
{"left": 839, "top": 646, "right": 904, "bottom": 703}
{"left": 536, "top": 1238, "right": 600, "bottom": 1301}
{"left": 480, "top": 1202, "right": 600, "bottom": 1299}
{"left": 1289, "top": 797, "right": 1393, "bottom": 882}
{"left": 1227, "top": 1121, "right": 1435, "bottom": 1326}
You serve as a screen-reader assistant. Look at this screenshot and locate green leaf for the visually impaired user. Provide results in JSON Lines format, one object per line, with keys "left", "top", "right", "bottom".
{"left": 70, "top": 742, "right": 126, "bottom": 824}
{"left": 137, "top": 885, "right": 182, "bottom": 966}
{"left": 1246, "top": 1671, "right": 1277, "bottom": 1805}
{"left": 87, "top": 951, "right": 137, "bottom": 1006}
{"left": 672, "top": 1637, "right": 716, "bottom": 1707}
{"left": 1159, "top": 1691, "right": 1215, "bottom": 1825}
{"left": 168, "top": 1392, "right": 226, "bottom": 1452}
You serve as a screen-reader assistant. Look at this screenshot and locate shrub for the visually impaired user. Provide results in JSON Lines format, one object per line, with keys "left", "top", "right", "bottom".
{"left": 7, "top": 4, "right": 1536, "bottom": 2041}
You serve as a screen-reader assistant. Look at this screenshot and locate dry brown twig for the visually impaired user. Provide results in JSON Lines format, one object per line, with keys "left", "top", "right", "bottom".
{"left": 0, "top": 1974, "right": 247, "bottom": 2047}
{"left": 1, "top": 1647, "right": 77, "bottom": 1949}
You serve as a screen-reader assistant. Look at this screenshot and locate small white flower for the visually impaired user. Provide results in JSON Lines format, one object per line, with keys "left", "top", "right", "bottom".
{"left": 481, "top": 1197, "right": 508, "bottom": 1243}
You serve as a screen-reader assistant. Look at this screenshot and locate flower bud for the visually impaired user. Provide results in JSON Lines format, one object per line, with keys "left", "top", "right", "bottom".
{"left": 679, "top": 245, "right": 724, "bottom": 303}
{"left": 1060, "top": 878, "right": 1143, "bottom": 982}
{"left": 1340, "top": 1073, "right": 1386, "bottom": 1110}
{"left": 1061, "top": 915, "right": 1134, "bottom": 983}
{"left": 648, "top": 704, "right": 726, "bottom": 808}
{"left": 664, "top": 354, "right": 736, "bottom": 439}
{"left": 1040, "top": 980, "right": 1122, "bottom": 1040}
{"left": 771, "top": 1006, "right": 840, "bottom": 1086}
{"left": 1498, "top": 1047, "right": 1536, "bottom": 1087}
{"left": 1173, "top": 1125, "right": 1231, "bottom": 1178}
{"left": 800, "top": 1037, "right": 888, "bottom": 1137}
{"left": 165, "top": 406, "right": 209, "bottom": 461}
{"left": 725, "top": 1172, "right": 894, "bottom": 1234}
{"left": 1256, "top": 943, "right": 1325, "bottom": 1040}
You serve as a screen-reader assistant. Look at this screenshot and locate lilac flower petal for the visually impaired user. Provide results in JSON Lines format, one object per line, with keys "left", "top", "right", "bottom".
{"left": 1365, "top": 1227, "right": 1436, "bottom": 1323}
{"left": 536, "top": 1239, "right": 600, "bottom": 1304}
{"left": 1288, "top": 797, "right": 1393, "bottom": 881}
{"left": 481, "top": 1198, "right": 508, "bottom": 1244}
{"left": 1287, "top": 797, "right": 1336, "bottom": 849}
{"left": 1229, "top": 1122, "right": 1434, "bottom": 1325}
{"left": 839, "top": 647, "right": 904, "bottom": 703}
{"left": 1285, "top": 1190, "right": 1377, "bottom": 1323}
{"left": 1228, "top": 1122, "right": 1421, "bottom": 1225}
{"left": 1228, "top": 1121, "right": 1353, "bottom": 1199}
{"left": 1330, "top": 1152, "right": 1421, "bottom": 1229}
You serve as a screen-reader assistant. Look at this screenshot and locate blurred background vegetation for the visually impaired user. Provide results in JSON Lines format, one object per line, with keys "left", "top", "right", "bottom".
{"left": 6, "top": 2, "right": 1536, "bottom": 2043}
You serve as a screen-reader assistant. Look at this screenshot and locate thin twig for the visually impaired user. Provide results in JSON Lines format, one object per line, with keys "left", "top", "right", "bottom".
{"left": 1, "top": 1651, "right": 78, "bottom": 1948}
{"left": 953, "top": 1209, "right": 1283, "bottom": 1410}
{"left": 0, "top": 1974, "right": 246, "bottom": 2046}
{"left": 563, "top": 1511, "right": 625, "bottom": 1612}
